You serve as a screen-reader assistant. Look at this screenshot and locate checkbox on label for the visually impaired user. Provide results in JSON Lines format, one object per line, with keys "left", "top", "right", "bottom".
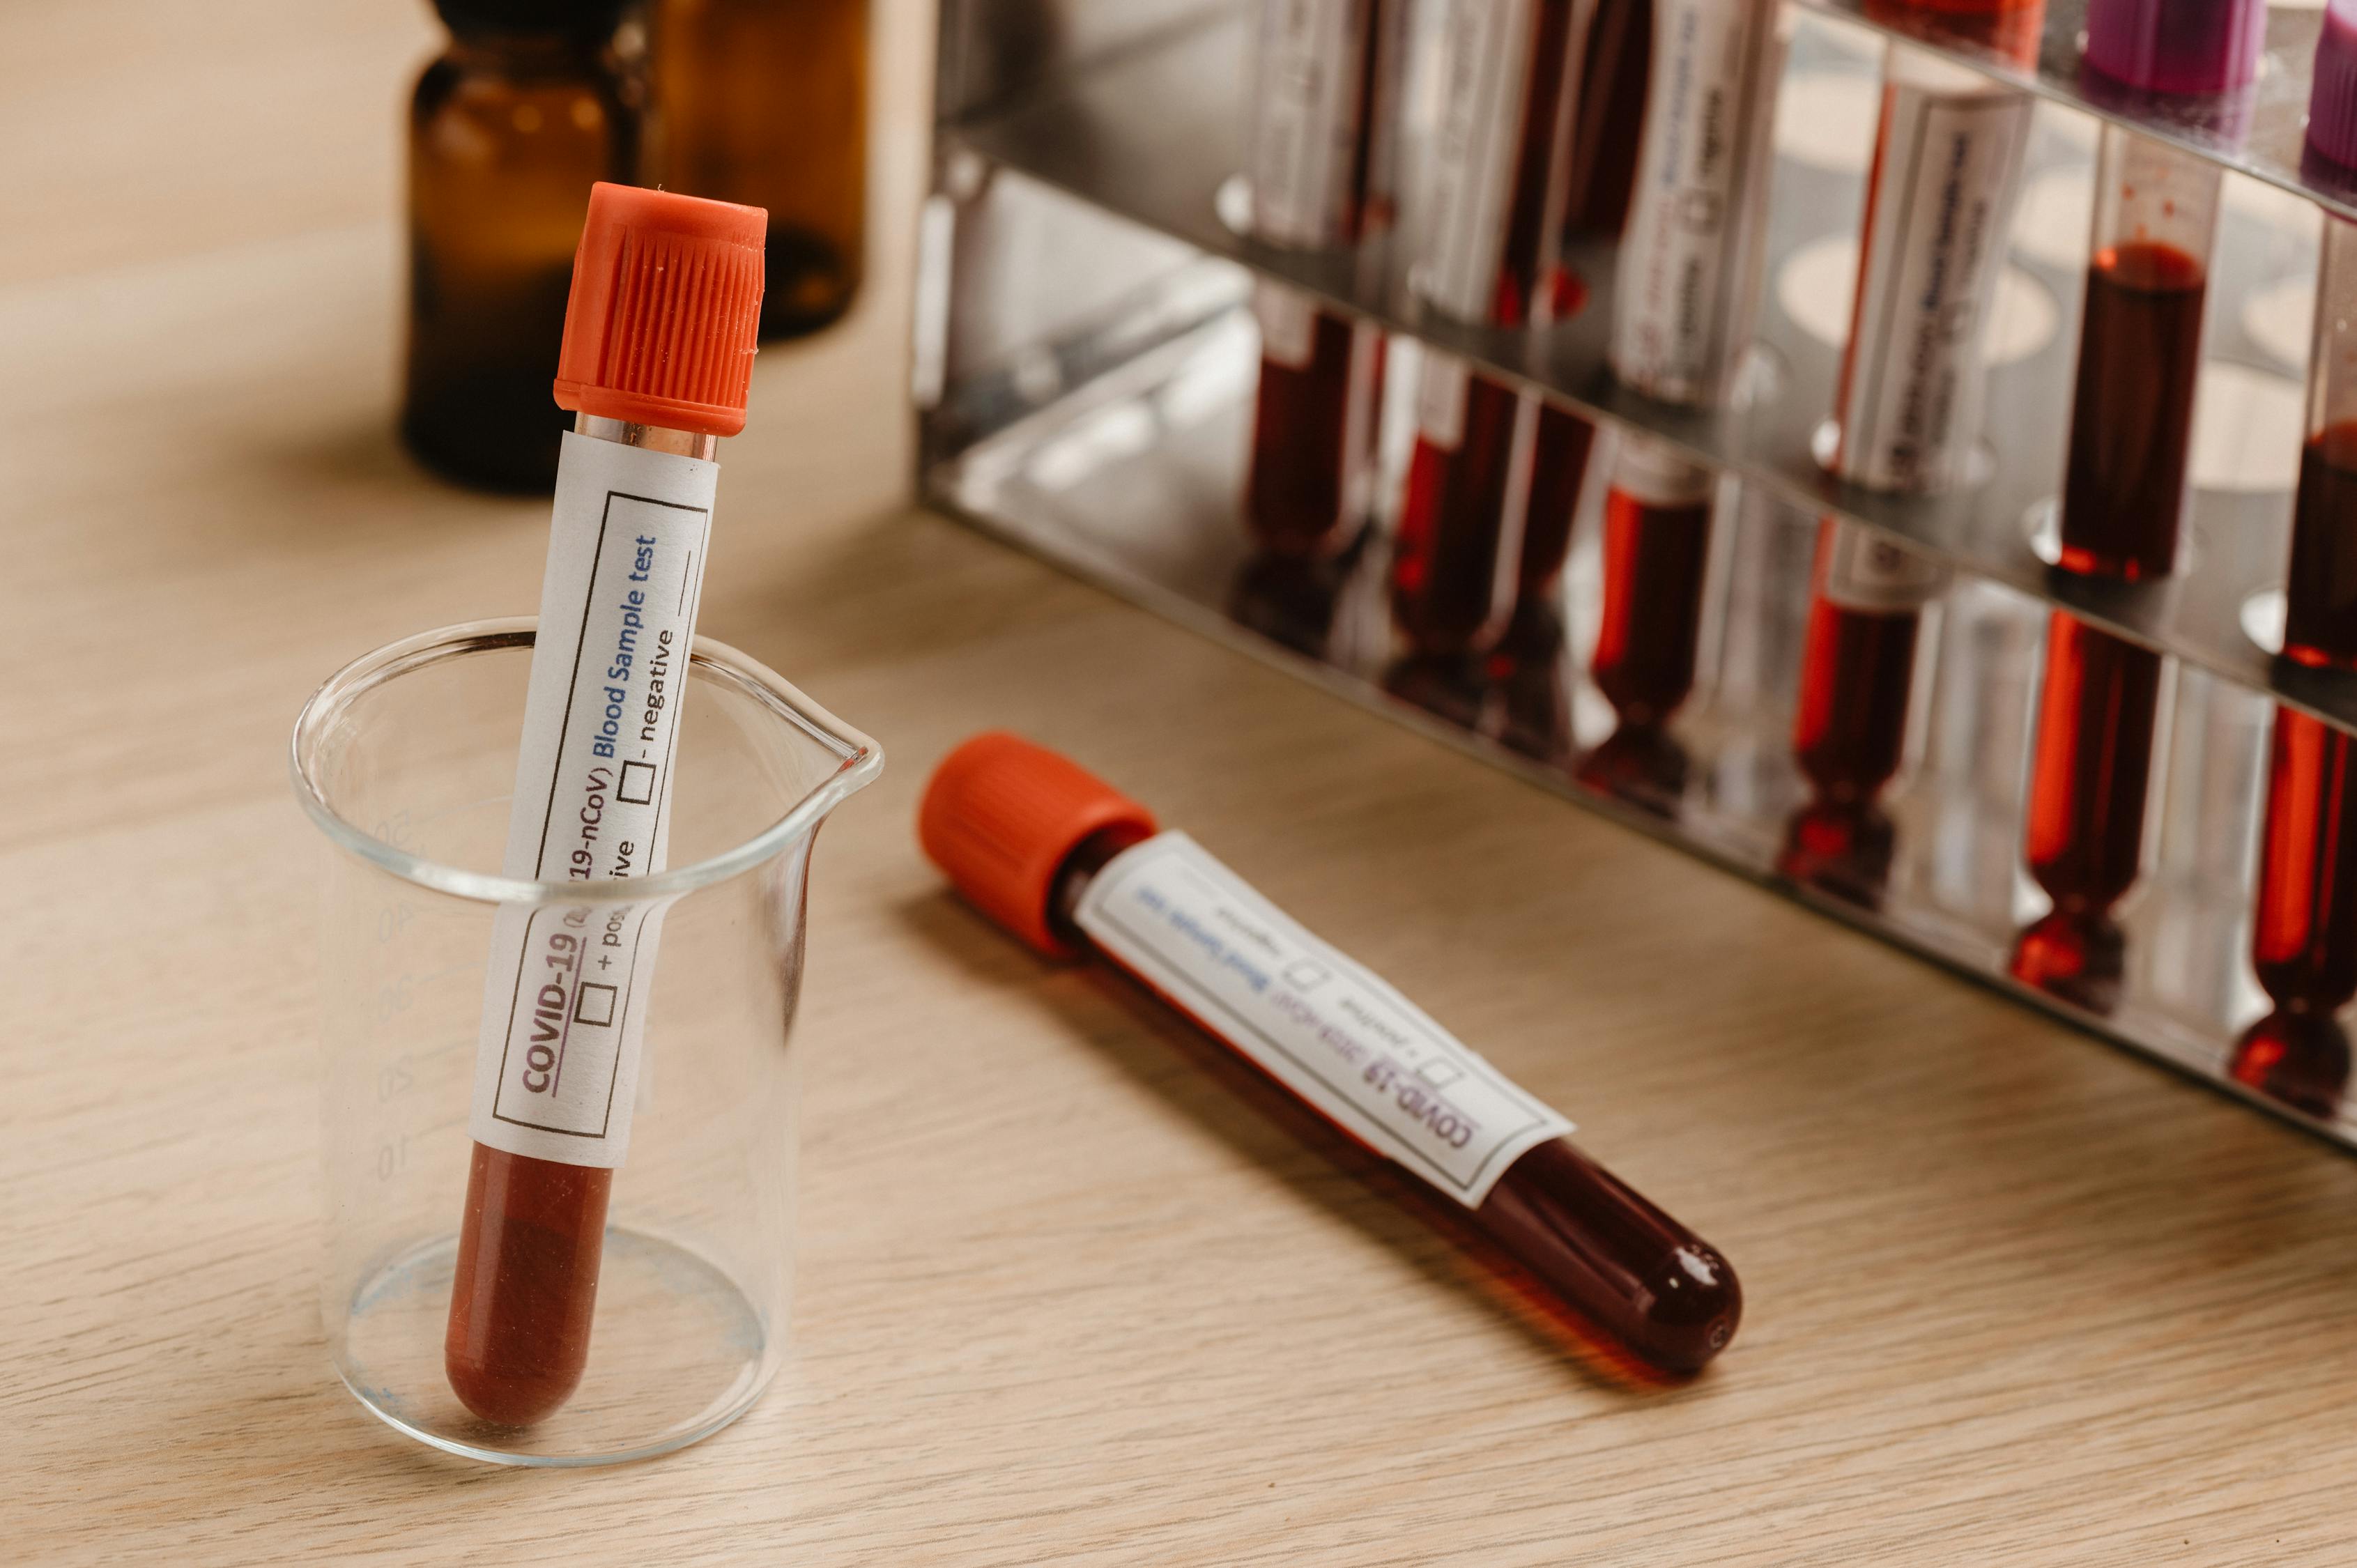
{"left": 574, "top": 981, "right": 618, "bottom": 1027}
{"left": 1415, "top": 1059, "right": 1463, "bottom": 1088}
{"left": 617, "top": 760, "right": 658, "bottom": 806}
{"left": 1282, "top": 959, "right": 1331, "bottom": 991}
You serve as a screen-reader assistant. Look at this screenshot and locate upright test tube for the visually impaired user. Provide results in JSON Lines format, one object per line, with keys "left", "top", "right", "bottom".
{"left": 1781, "top": 523, "right": 1951, "bottom": 905}
{"left": 445, "top": 185, "right": 766, "bottom": 1427}
{"left": 1786, "top": 43, "right": 2027, "bottom": 899}
{"left": 2055, "top": 128, "right": 2224, "bottom": 580}
{"left": 1577, "top": 436, "right": 1718, "bottom": 804}
{"left": 920, "top": 733, "right": 1742, "bottom": 1374}
{"left": 1392, "top": 0, "right": 1592, "bottom": 662}
{"left": 2285, "top": 219, "right": 2357, "bottom": 672}
{"left": 2013, "top": 8, "right": 2250, "bottom": 1013}
{"left": 2011, "top": 619, "right": 2165, "bottom": 1011}
{"left": 1569, "top": 0, "right": 1781, "bottom": 800}
{"left": 1241, "top": 0, "right": 1404, "bottom": 560}
{"left": 2239, "top": 199, "right": 2357, "bottom": 1112}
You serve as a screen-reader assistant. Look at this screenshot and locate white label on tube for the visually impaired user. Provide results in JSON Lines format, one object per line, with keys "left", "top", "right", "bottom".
{"left": 1609, "top": 0, "right": 1779, "bottom": 406}
{"left": 1611, "top": 432, "right": 1718, "bottom": 507}
{"left": 1254, "top": 281, "right": 1320, "bottom": 370}
{"left": 1420, "top": 0, "right": 1535, "bottom": 323}
{"left": 1075, "top": 832, "right": 1574, "bottom": 1207}
{"left": 1833, "top": 63, "right": 2032, "bottom": 493}
{"left": 1415, "top": 351, "right": 1472, "bottom": 451}
{"left": 467, "top": 431, "right": 718, "bottom": 1169}
{"left": 1820, "top": 521, "right": 1950, "bottom": 613}
{"left": 1250, "top": 0, "right": 1372, "bottom": 248}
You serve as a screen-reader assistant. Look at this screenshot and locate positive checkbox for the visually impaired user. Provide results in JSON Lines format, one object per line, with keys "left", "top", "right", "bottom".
{"left": 574, "top": 981, "right": 618, "bottom": 1027}
{"left": 617, "top": 760, "right": 657, "bottom": 805}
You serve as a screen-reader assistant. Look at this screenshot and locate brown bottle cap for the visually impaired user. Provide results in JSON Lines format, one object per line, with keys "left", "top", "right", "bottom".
{"left": 553, "top": 182, "right": 767, "bottom": 437}
{"left": 919, "top": 733, "right": 1159, "bottom": 958}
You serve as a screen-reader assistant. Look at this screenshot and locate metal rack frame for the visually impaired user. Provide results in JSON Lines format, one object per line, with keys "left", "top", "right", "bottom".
{"left": 918, "top": 0, "right": 2357, "bottom": 1151}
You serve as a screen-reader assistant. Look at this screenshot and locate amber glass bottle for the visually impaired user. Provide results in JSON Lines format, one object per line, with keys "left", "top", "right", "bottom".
{"left": 647, "top": 0, "right": 869, "bottom": 339}
{"left": 402, "top": 0, "right": 636, "bottom": 492}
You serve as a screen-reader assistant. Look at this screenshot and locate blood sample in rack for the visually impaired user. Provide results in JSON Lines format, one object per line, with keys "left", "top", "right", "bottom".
{"left": 2054, "top": 132, "right": 2222, "bottom": 582}
{"left": 2285, "top": 220, "right": 2357, "bottom": 674}
{"left": 920, "top": 732, "right": 1742, "bottom": 1374}
{"left": 2011, "top": 620, "right": 2165, "bottom": 1013}
{"left": 1781, "top": 523, "right": 1950, "bottom": 907}
{"left": 1493, "top": 404, "right": 1599, "bottom": 765}
{"left": 1577, "top": 436, "right": 1717, "bottom": 807}
{"left": 1785, "top": 43, "right": 2023, "bottom": 900}
{"left": 1241, "top": 0, "right": 1404, "bottom": 560}
{"left": 2012, "top": 56, "right": 2234, "bottom": 1011}
{"left": 2239, "top": 204, "right": 2357, "bottom": 1114}
{"left": 1390, "top": 0, "right": 1594, "bottom": 662}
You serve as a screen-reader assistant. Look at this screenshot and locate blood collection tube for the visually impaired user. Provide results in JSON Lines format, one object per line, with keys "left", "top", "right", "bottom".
{"left": 2238, "top": 205, "right": 2357, "bottom": 1114}
{"left": 2285, "top": 220, "right": 2357, "bottom": 671}
{"left": 1242, "top": 0, "right": 1404, "bottom": 558}
{"left": 1589, "top": 440, "right": 1714, "bottom": 730}
{"left": 1608, "top": 0, "right": 1782, "bottom": 411}
{"left": 919, "top": 733, "right": 1742, "bottom": 1374}
{"left": 2055, "top": 132, "right": 2223, "bottom": 581}
{"left": 446, "top": 184, "right": 766, "bottom": 1426}
{"left": 1781, "top": 523, "right": 1950, "bottom": 905}
{"left": 1577, "top": 436, "right": 1716, "bottom": 804}
{"left": 1392, "top": 0, "right": 1592, "bottom": 659}
{"left": 2240, "top": 709, "right": 2357, "bottom": 1116}
{"left": 2009, "top": 37, "right": 2240, "bottom": 1008}
{"left": 1503, "top": 403, "right": 1599, "bottom": 655}
{"left": 1785, "top": 45, "right": 2020, "bottom": 897}
{"left": 2011, "top": 619, "right": 2163, "bottom": 1010}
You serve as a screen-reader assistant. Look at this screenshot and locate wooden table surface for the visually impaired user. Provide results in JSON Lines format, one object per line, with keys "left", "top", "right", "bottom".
{"left": 10, "top": 4, "right": 2357, "bottom": 1563}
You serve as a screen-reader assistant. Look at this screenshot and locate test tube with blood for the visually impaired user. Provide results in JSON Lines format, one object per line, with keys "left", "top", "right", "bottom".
{"left": 919, "top": 732, "right": 1742, "bottom": 1374}
{"left": 445, "top": 183, "right": 766, "bottom": 1426}
{"left": 1241, "top": 0, "right": 1404, "bottom": 559}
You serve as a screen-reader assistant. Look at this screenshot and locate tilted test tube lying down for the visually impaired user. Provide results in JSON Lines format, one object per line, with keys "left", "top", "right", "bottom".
{"left": 920, "top": 733, "right": 1742, "bottom": 1374}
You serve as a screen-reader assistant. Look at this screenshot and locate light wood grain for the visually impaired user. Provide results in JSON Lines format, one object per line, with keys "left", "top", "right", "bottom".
{"left": 8, "top": 4, "right": 2357, "bottom": 1564}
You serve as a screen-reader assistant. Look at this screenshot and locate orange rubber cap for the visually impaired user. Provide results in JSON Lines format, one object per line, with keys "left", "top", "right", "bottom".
{"left": 919, "top": 733, "right": 1158, "bottom": 958}
{"left": 553, "top": 182, "right": 767, "bottom": 437}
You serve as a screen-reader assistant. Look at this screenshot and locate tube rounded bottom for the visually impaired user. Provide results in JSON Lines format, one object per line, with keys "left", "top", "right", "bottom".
{"left": 445, "top": 1144, "right": 611, "bottom": 1425}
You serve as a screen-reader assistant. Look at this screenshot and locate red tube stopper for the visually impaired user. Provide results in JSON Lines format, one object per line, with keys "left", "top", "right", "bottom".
{"left": 919, "top": 733, "right": 1159, "bottom": 958}
{"left": 553, "top": 182, "right": 768, "bottom": 437}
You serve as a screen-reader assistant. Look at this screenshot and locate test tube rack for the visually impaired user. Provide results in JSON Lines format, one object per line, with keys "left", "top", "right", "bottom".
{"left": 914, "top": 0, "right": 2357, "bottom": 1151}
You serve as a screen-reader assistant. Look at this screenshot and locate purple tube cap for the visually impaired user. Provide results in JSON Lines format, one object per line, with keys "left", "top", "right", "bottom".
{"left": 2084, "top": 0, "right": 2267, "bottom": 95}
{"left": 2317, "top": 0, "right": 2357, "bottom": 170}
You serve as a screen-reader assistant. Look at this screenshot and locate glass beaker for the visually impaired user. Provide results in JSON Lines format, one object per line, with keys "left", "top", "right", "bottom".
{"left": 290, "top": 617, "right": 881, "bottom": 1465}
